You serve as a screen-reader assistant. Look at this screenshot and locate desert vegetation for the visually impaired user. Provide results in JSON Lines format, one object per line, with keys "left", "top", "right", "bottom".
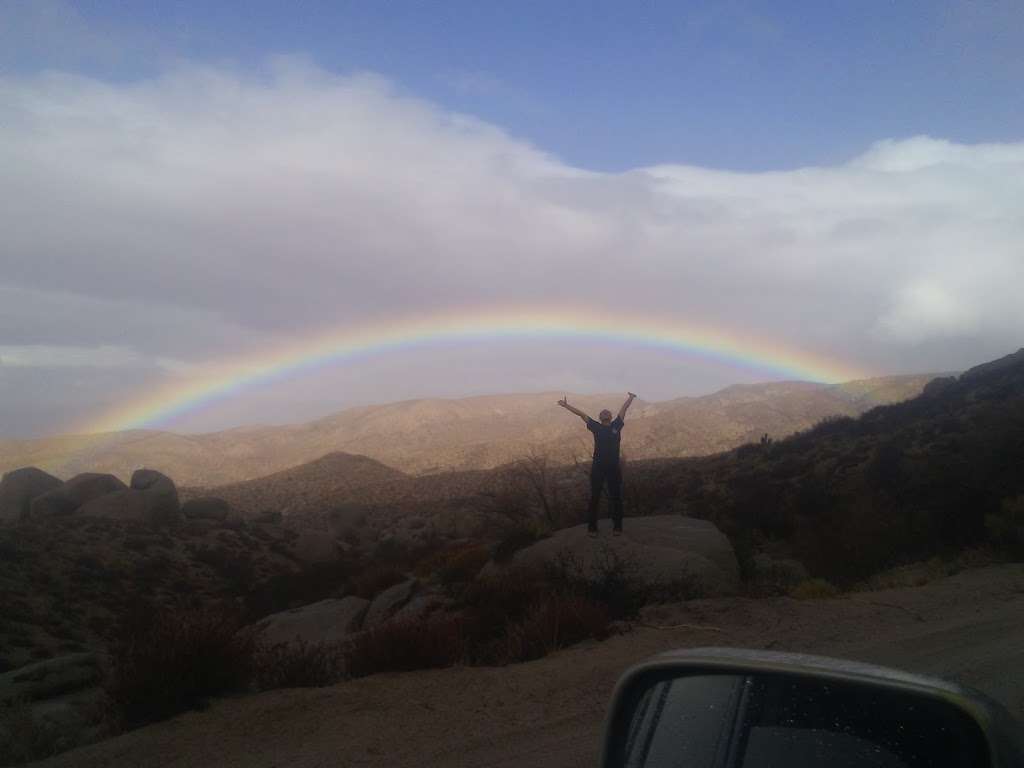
{"left": 2, "top": 351, "right": 1023, "bottom": 765}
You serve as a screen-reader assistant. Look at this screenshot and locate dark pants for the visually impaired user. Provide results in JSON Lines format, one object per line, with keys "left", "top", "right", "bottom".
{"left": 588, "top": 462, "right": 623, "bottom": 532}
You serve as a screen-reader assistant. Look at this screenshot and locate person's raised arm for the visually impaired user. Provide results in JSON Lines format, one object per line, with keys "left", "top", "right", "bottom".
{"left": 558, "top": 396, "right": 591, "bottom": 424}
{"left": 617, "top": 392, "right": 637, "bottom": 422}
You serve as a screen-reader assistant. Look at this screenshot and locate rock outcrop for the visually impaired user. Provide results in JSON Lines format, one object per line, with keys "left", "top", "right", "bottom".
{"left": 0, "top": 467, "right": 62, "bottom": 523}
{"left": 251, "top": 597, "right": 371, "bottom": 647}
{"left": 490, "top": 516, "right": 740, "bottom": 596}
{"left": 73, "top": 470, "right": 181, "bottom": 527}
{"left": 0, "top": 653, "right": 101, "bottom": 704}
{"left": 29, "top": 473, "right": 127, "bottom": 519}
{"left": 0, "top": 654, "right": 107, "bottom": 749}
{"left": 363, "top": 579, "right": 418, "bottom": 629}
{"left": 130, "top": 468, "right": 181, "bottom": 525}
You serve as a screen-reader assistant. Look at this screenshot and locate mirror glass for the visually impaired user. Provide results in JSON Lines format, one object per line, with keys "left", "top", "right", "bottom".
{"left": 618, "top": 672, "right": 989, "bottom": 768}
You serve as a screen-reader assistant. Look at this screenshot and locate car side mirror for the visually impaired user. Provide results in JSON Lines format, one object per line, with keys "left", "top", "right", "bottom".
{"left": 601, "top": 648, "right": 1024, "bottom": 768}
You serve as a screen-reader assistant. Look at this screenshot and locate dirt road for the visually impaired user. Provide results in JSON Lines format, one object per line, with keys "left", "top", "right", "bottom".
{"left": 36, "top": 564, "right": 1024, "bottom": 768}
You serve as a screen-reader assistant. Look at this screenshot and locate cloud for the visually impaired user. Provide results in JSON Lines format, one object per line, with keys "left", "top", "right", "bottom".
{"left": 1, "top": 59, "right": 1022, "bottom": 435}
{"left": 0, "top": 344, "right": 187, "bottom": 370}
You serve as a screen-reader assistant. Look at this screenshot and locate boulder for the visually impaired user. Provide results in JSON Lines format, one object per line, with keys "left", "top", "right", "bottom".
{"left": 29, "top": 473, "right": 127, "bottom": 519}
{"left": 363, "top": 579, "right": 418, "bottom": 629}
{"left": 77, "top": 489, "right": 149, "bottom": 521}
{"left": 0, "top": 653, "right": 101, "bottom": 704}
{"left": 390, "top": 593, "right": 446, "bottom": 624}
{"left": 130, "top": 469, "right": 180, "bottom": 525}
{"left": 181, "top": 496, "right": 230, "bottom": 522}
{"left": 0, "top": 467, "right": 62, "bottom": 523}
{"left": 0, "top": 655, "right": 107, "bottom": 752}
{"left": 491, "top": 516, "right": 740, "bottom": 596}
{"left": 251, "top": 597, "right": 370, "bottom": 647}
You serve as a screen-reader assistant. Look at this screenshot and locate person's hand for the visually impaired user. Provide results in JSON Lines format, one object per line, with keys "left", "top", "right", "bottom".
{"left": 628, "top": 391, "right": 637, "bottom": 399}
{"left": 558, "top": 396, "right": 568, "bottom": 408}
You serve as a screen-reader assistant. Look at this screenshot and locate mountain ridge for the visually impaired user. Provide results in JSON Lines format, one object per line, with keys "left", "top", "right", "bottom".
{"left": 0, "top": 374, "right": 935, "bottom": 486}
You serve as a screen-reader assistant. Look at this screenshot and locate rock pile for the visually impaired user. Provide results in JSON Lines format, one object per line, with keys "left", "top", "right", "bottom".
{"left": 248, "top": 578, "right": 444, "bottom": 649}
{"left": 0, "top": 466, "right": 186, "bottom": 527}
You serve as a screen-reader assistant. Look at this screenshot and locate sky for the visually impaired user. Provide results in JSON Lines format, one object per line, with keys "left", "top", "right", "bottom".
{"left": 1, "top": 0, "right": 1022, "bottom": 437}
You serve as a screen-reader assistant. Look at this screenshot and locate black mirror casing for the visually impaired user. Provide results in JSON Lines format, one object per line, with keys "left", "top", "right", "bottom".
{"left": 601, "top": 648, "right": 1024, "bottom": 768}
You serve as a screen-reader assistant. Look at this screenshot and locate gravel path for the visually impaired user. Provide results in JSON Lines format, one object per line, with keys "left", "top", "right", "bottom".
{"left": 35, "top": 564, "right": 1024, "bottom": 768}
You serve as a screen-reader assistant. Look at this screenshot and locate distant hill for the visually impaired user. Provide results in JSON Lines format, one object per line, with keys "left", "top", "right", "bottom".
{"left": 0, "top": 374, "right": 934, "bottom": 486}
{"left": 627, "top": 349, "right": 1024, "bottom": 585}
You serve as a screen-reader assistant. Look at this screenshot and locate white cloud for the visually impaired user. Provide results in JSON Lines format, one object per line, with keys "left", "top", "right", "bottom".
{"left": 0, "top": 344, "right": 188, "bottom": 369}
{"left": 0, "top": 60, "right": 1022, "bottom": 434}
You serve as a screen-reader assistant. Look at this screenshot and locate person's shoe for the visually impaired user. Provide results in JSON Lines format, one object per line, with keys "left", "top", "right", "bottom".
{"left": 588, "top": 529, "right": 599, "bottom": 538}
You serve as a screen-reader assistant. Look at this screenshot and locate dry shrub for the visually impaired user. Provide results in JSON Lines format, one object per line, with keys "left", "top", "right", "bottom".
{"left": 344, "top": 614, "right": 466, "bottom": 678}
{"left": 105, "top": 603, "right": 254, "bottom": 729}
{"left": 488, "top": 593, "right": 611, "bottom": 665}
{"left": 789, "top": 578, "right": 840, "bottom": 600}
{"left": 545, "top": 546, "right": 652, "bottom": 620}
{"left": 252, "top": 641, "right": 346, "bottom": 690}
{"left": 415, "top": 543, "right": 490, "bottom": 585}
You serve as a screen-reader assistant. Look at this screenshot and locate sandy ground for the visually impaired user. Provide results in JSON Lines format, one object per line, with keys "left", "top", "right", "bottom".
{"left": 35, "top": 563, "right": 1024, "bottom": 768}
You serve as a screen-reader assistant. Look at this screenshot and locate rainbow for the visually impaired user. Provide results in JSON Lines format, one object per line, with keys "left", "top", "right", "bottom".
{"left": 78, "top": 306, "right": 871, "bottom": 434}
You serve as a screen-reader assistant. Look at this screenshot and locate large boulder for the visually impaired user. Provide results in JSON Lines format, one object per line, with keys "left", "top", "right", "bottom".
{"left": 251, "top": 597, "right": 370, "bottom": 647}
{"left": 78, "top": 489, "right": 149, "bottom": 521}
{"left": 0, "top": 467, "right": 62, "bottom": 523}
{"left": 130, "top": 469, "right": 180, "bottom": 525}
{"left": 29, "top": 473, "right": 126, "bottom": 519}
{"left": 363, "top": 579, "right": 418, "bottom": 629}
{"left": 181, "top": 497, "right": 230, "bottom": 522}
{"left": 492, "top": 516, "right": 740, "bottom": 596}
{"left": 0, "top": 653, "right": 101, "bottom": 704}
{"left": 0, "top": 654, "right": 107, "bottom": 751}
{"left": 391, "top": 593, "right": 446, "bottom": 624}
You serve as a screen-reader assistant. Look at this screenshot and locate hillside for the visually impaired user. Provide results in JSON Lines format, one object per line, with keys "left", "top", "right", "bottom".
{"left": 627, "top": 348, "right": 1024, "bottom": 584}
{"left": 212, "top": 348, "right": 1018, "bottom": 587}
{"left": 1, "top": 352, "right": 1020, "bottom": 766}
{"left": 0, "top": 374, "right": 932, "bottom": 486}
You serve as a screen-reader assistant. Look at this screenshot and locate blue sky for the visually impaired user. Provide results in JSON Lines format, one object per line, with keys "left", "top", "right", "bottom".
{"left": 1, "top": 0, "right": 1022, "bottom": 436}
{"left": 4, "top": 0, "right": 1022, "bottom": 171}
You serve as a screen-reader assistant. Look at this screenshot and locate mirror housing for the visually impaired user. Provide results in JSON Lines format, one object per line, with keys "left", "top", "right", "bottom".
{"left": 602, "top": 648, "right": 1024, "bottom": 768}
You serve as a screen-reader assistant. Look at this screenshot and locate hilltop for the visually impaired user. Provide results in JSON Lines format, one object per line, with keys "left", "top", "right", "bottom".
{"left": 0, "top": 374, "right": 932, "bottom": 486}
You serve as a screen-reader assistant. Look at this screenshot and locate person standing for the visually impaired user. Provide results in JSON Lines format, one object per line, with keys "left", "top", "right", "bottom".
{"left": 557, "top": 392, "right": 636, "bottom": 536}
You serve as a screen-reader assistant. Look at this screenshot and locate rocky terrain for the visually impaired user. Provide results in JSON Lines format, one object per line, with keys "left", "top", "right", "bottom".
{"left": 2, "top": 351, "right": 1022, "bottom": 765}
{"left": 26, "top": 562, "right": 1024, "bottom": 768}
{"left": 0, "top": 375, "right": 933, "bottom": 486}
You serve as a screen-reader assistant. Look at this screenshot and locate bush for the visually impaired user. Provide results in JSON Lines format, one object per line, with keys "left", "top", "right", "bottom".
{"left": 493, "top": 593, "right": 611, "bottom": 665}
{"left": 344, "top": 615, "right": 466, "bottom": 678}
{"left": 545, "top": 546, "right": 650, "bottom": 620}
{"left": 789, "top": 578, "right": 840, "bottom": 600}
{"left": 415, "top": 544, "right": 490, "bottom": 585}
{"left": 252, "top": 640, "right": 346, "bottom": 690}
{"left": 105, "top": 602, "right": 254, "bottom": 729}
{"left": 987, "top": 496, "right": 1024, "bottom": 557}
